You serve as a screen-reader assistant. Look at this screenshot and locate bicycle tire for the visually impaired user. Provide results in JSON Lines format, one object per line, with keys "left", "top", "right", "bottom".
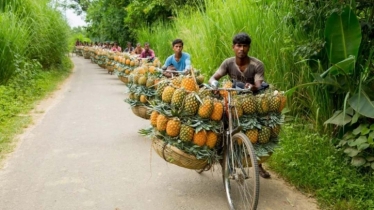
{"left": 223, "top": 132, "right": 259, "bottom": 210}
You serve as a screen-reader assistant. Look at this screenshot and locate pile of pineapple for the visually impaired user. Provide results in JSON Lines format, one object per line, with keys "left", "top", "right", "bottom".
{"left": 139, "top": 77, "right": 286, "bottom": 166}
{"left": 124, "top": 63, "right": 163, "bottom": 109}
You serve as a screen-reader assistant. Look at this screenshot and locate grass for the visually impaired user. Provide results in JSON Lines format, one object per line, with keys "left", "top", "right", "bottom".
{"left": 268, "top": 123, "right": 374, "bottom": 209}
{"left": 0, "top": 57, "right": 72, "bottom": 164}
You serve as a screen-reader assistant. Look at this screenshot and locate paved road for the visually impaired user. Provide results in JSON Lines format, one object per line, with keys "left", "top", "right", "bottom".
{"left": 0, "top": 57, "right": 318, "bottom": 210}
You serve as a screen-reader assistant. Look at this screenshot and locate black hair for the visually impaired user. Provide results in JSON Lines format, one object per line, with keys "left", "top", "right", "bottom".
{"left": 232, "top": 33, "right": 252, "bottom": 45}
{"left": 172, "top": 39, "right": 183, "bottom": 46}
{"left": 144, "top": 42, "right": 150, "bottom": 46}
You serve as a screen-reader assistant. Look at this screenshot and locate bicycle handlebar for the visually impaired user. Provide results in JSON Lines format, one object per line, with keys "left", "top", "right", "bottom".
{"left": 203, "top": 84, "right": 253, "bottom": 93}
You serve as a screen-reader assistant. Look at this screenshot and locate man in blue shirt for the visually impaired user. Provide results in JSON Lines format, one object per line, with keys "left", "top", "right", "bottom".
{"left": 162, "top": 39, "right": 191, "bottom": 77}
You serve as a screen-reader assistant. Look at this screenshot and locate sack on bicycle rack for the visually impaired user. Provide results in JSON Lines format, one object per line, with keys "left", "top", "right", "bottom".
{"left": 152, "top": 137, "right": 209, "bottom": 170}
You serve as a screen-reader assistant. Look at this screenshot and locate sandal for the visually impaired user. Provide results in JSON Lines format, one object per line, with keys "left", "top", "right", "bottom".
{"left": 258, "top": 164, "right": 271, "bottom": 179}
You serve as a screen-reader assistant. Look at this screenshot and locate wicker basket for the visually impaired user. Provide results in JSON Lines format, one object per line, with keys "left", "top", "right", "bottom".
{"left": 120, "top": 76, "right": 128, "bottom": 84}
{"left": 131, "top": 106, "right": 150, "bottom": 119}
{"left": 152, "top": 137, "right": 209, "bottom": 170}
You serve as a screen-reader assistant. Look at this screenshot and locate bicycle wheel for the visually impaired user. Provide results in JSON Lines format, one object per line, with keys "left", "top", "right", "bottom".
{"left": 223, "top": 132, "right": 259, "bottom": 210}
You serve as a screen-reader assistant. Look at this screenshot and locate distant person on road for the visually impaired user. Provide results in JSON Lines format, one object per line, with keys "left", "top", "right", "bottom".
{"left": 162, "top": 39, "right": 191, "bottom": 78}
{"left": 139, "top": 42, "right": 155, "bottom": 62}
{"left": 111, "top": 42, "right": 122, "bottom": 52}
{"left": 132, "top": 43, "right": 143, "bottom": 55}
{"left": 124, "top": 42, "right": 134, "bottom": 53}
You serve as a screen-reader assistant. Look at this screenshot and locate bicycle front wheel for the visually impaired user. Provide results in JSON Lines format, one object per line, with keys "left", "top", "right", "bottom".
{"left": 223, "top": 132, "right": 259, "bottom": 210}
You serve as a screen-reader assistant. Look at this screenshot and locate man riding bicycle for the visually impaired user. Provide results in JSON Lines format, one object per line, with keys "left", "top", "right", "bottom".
{"left": 209, "top": 32, "right": 271, "bottom": 179}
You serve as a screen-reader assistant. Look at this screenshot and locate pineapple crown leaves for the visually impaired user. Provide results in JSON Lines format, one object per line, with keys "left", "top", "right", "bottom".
{"left": 138, "top": 126, "right": 155, "bottom": 137}
{"left": 124, "top": 98, "right": 143, "bottom": 107}
{"left": 186, "top": 116, "right": 223, "bottom": 133}
{"left": 240, "top": 115, "right": 262, "bottom": 130}
{"left": 261, "top": 112, "right": 284, "bottom": 127}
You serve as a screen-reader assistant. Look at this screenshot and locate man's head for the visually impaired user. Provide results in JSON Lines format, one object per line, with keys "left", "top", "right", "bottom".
{"left": 144, "top": 42, "right": 150, "bottom": 51}
{"left": 232, "top": 33, "right": 251, "bottom": 58}
{"left": 136, "top": 43, "right": 141, "bottom": 48}
{"left": 127, "top": 42, "right": 132, "bottom": 47}
{"left": 172, "top": 39, "right": 183, "bottom": 54}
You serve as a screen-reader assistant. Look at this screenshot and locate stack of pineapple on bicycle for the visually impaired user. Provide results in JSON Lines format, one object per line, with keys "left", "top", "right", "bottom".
{"left": 123, "top": 60, "right": 164, "bottom": 119}
{"left": 139, "top": 69, "right": 286, "bottom": 170}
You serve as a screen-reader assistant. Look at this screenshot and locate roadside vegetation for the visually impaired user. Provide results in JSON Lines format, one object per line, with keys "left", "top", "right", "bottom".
{"left": 0, "top": 0, "right": 72, "bottom": 161}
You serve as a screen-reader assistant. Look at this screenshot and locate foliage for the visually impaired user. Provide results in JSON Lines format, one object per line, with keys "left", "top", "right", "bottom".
{"left": 268, "top": 123, "right": 374, "bottom": 210}
{"left": 0, "top": 57, "right": 72, "bottom": 162}
{"left": 0, "top": 0, "right": 71, "bottom": 84}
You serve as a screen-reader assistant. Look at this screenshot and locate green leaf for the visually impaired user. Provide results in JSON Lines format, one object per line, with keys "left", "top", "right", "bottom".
{"left": 371, "top": 163, "right": 374, "bottom": 170}
{"left": 348, "top": 91, "right": 374, "bottom": 118}
{"left": 351, "top": 157, "right": 366, "bottom": 167}
{"left": 324, "top": 110, "right": 352, "bottom": 126}
{"left": 344, "top": 147, "right": 359, "bottom": 157}
{"left": 351, "top": 112, "right": 360, "bottom": 125}
{"left": 368, "top": 136, "right": 374, "bottom": 145}
{"left": 370, "top": 124, "right": 374, "bottom": 131}
{"left": 325, "top": 7, "right": 362, "bottom": 64}
{"left": 322, "top": 56, "right": 356, "bottom": 76}
{"left": 355, "top": 136, "right": 368, "bottom": 145}
{"left": 353, "top": 124, "right": 366, "bottom": 135}
{"left": 358, "top": 143, "right": 370, "bottom": 151}
{"left": 370, "top": 131, "right": 374, "bottom": 139}
{"left": 366, "top": 157, "right": 374, "bottom": 162}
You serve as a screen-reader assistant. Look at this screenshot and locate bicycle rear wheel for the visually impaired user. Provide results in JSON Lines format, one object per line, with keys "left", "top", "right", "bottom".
{"left": 223, "top": 132, "right": 259, "bottom": 210}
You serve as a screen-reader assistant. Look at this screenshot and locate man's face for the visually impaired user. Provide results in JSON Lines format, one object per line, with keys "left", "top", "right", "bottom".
{"left": 144, "top": 44, "right": 150, "bottom": 51}
{"left": 233, "top": 43, "right": 250, "bottom": 58}
{"left": 173, "top": 43, "right": 183, "bottom": 54}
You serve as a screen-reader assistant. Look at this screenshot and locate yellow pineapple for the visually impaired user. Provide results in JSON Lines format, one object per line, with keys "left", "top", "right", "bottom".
{"left": 156, "top": 114, "right": 168, "bottom": 132}
{"left": 166, "top": 118, "right": 181, "bottom": 137}
{"left": 278, "top": 93, "right": 287, "bottom": 113}
{"left": 268, "top": 94, "right": 281, "bottom": 112}
{"left": 245, "top": 129, "right": 258, "bottom": 144}
{"left": 138, "top": 76, "right": 147, "bottom": 86}
{"left": 171, "top": 77, "right": 182, "bottom": 88}
{"left": 210, "top": 99, "right": 224, "bottom": 121}
{"left": 150, "top": 111, "right": 159, "bottom": 127}
{"left": 198, "top": 97, "right": 214, "bottom": 119}
{"left": 242, "top": 95, "right": 257, "bottom": 114}
{"left": 181, "top": 76, "right": 198, "bottom": 92}
{"left": 171, "top": 88, "right": 187, "bottom": 109}
{"left": 184, "top": 93, "right": 200, "bottom": 115}
{"left": 193, "top": 130, "right": 207, "bottom": 146}
{"left": 258, "top": 126, "right": 271, "bottom": 144}
{"left": 140, "top": 95, "right": 148, "bottom": 103}
{"left": 162, "top": 86, "right": 175, "bottom": 103}
{"left": 256, "top": 94, "right": 269, "bottom": 115}
{"left": 206, "top": 131, "right": 218, "bottom": 149}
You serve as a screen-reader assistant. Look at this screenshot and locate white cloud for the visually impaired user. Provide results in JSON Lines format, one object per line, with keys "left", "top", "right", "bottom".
{"left": 65, "top": 9, "right": 87, "bottom": 28}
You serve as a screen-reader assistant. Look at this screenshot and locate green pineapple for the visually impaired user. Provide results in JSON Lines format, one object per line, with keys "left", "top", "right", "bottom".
{"left": 162, "top": 86, "right": 175, "bottom": 103}
{"left": 268, "top": 94, "right": 281, "bottom": 112}
{"left": 156, "top": 81, "right": 168, "bottom": 97}
{"left": 256, "top": 94, "right": 269, "bottom": 115}
{"left": 258, "top": 126, "right": 271, "bottom": 144}
{"left": 242, "top": 95, "right": 257, "bottom": 114}
{"left": 180, "top": 124, "right": 194, "bottom": 141}
{"left": 171, "top": 88, "right": 187, "bottom": 109}
{"left": 184, "top": 93, "right": 200, "bottom": 115}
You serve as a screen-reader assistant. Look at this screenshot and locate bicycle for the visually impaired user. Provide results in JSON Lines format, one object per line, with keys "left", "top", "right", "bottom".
{"left": 200, "top": 85, "right": 260, "bottom": 210}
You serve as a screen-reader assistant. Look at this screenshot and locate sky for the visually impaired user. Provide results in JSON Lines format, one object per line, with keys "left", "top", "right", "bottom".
{"left": 57, "top": 0, "right": 87, "bottom": 28}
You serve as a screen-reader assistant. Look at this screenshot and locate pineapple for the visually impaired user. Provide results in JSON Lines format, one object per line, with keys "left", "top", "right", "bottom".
{"left": 180, "top": 124, "right": 194, "bottom": 142}
{"left": 231, "top": 98, "right": 243, "bottom": 119}
{"left": 166, "top": 118, "right": 181, "bottom": 137}
{"left": 138, "top": 76, "right": 147, "bottom": 86}
{"left": 156, "top": 114, "right": 168, "bottom": 132}
{"left": 196, "top": 75, "right": 205, "bottom": 85}
{"left": 270, "top": 124, "right": 281, "bottom": 138}
{"left": 220, "top": 80, "right": 235, "bottom": 98}
{"left": 193, "top": 130, "right": 207, "bottom": 146}
{"left": 258, "top": 126, "right": 271, "bottom": 144}
{"left": 278, "top": 93, "right": 287, "bottom": 113}
{"left": 198, "top": 88, "right": 213, "bottom": 100}
{"left": 268, "top": 95, "right": 281, "bottom": 112}
{"left": 206, "top": 131, "right": 218, "bottom": 149}
{"left": 181, "top": 76, "right": 198, "bottom": 92}
{"left": 242, "top": 95, "right": 257, "bottom": 114}
{"left": 198, "top": 97, "right": 214, "bottom": 118}
{"left": 210, "top": 99, "right": 224, "bottom": 121}
{"left": 171, "top": 88, "right": 187, "bottom": 109}
{"left": 133, "top": 74, "right": 140, "bottom": 85}
{"left": 150, "top": 111, "right": 159, "bottom": 127}
{"left": 162, "top": 86, "right": 175, "bottom": 103}
{"left": 146, "top": 77, "right": 155, "bottom": 88}
{"left": 140, "top": 95, "right": 148, "bottom": 103}
{"left": 171, "top": 77, "right": 182, "bottom": 88}
{"left": 184, "top": 93, "right": 200, "bottom": 115}
{"left": 156, "top": 81, "right": 168, "bottom": 97}
{"left": 245, "top": 129, "right": 259, "bottom": 144}
{"left": 256, "top": 94, "right": 269, "bottom": 115}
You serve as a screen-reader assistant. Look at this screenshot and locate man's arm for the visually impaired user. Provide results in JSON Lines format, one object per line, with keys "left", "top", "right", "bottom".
{"left": 184, "top": 53, "right": 191, "bottom": 70}
{"left": 149, "top": 50, "right": 155, "bottom": 59}
{"left": 209, "top": 60, "right": 228, "bottom": 86}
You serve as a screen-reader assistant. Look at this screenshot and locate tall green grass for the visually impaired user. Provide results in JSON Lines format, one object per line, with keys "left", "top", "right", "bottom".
{"left": 137, "top": 0, "right": 335, "bottom": 129}
{"left": 0, "top": 0, "right": 70, "bottom": 84}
